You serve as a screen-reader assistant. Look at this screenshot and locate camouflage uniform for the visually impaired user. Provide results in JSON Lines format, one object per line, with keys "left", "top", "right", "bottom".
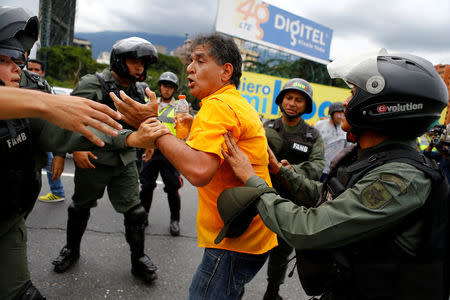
{"left": 263, "top": 117, "right": 325, "bottom": 288}
{"left": 0, "top": 117, "right": 132, "bottom": 300}
{"left": 247, "top": 139, "right": 433, "bottom": 299}
{"left": 69, "top": 69, "right": 145, "bottom": 212}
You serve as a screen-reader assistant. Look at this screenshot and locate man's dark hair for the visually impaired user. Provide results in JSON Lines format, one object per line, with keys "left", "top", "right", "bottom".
{"left": 190, "top": 33, "right": 242, "bottom": 88}
{"left": 27, "top": 58, "right": 44, "bottom": 71}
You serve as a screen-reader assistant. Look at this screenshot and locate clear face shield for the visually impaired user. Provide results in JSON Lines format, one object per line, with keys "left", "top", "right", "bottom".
{"left": 327, "top": 48, "right": 388, "bottom": 95}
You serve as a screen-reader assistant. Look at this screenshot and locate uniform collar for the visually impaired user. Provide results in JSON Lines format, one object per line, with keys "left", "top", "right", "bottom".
{"left": 283, "top": 117, "right": 307, "bottom": 132}
{"left": 103, "top": 69, "right": 127, "bottom": 90}
{"left": 357, "top": 139, "right": 417, "bottom": 159}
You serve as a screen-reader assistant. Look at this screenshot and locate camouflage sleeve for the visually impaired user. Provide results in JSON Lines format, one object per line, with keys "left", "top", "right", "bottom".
{"left": 292, "top": 134, "right": 326, "bottom": 180}
{"left": 274, "top": 165, "right": 322, "bottom": 207}
{"left": 43, "top": 80, "right": 53, "bottom": 94}
{"left": 254, "top": 162, "right": 431, "bottom": 250}
{"left": 29, "top": 118, "right": 132, "bottom": 153}
{"left": 70, "top": 74, "right": 102, "bottom": 101}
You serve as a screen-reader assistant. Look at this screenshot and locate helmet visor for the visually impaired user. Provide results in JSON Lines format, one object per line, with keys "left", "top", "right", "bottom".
{"left": 0, "top": 41, "right": 26, "bottom": 69}
{"left": 327, "top": 48, "right": 388, "bottom": 94}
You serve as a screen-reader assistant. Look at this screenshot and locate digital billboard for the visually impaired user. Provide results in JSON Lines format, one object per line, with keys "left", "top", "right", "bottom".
{"left": 216, "top": 0, "right": 333, "bottom": 64}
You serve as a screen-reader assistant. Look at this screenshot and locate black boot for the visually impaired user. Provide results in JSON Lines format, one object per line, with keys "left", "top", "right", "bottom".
{"left": 139, "top": 184, "right": 155, "bottom": 228}
{"left": 52, "top": 204, "right": 90, "bottom": 273}
{"left": 124, "top": 205, "right": 158, "bottom": 283}
{"left": 15, "top": 280, "right": 46, "bottom": 299}
{"left": 131, "top": 254, "right": 158, "bottom": 282}
{"left": 263, "top": 283, "right": 283, "bottom": 300}
{"left": 167, "top": 190, "right": 181, "bottom": 236}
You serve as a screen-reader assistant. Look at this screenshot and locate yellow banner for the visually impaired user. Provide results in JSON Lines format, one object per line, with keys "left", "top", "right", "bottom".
{"left": 238, "top": 71, "right": 447, "bottom": 125}
{"left": 238, "top": 71, "right": 351, "bottom": 125}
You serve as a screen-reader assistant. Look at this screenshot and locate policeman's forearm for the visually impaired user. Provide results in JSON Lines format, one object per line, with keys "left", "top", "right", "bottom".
{"left": 278, "top": 166, "right": 321, "bottom": 207}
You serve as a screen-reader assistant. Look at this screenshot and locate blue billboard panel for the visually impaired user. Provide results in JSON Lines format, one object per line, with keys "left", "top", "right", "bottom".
{"left": 260, "top": 5, "right": 332, "bottom": 62}
{"left": 215, "top": 0, "right": 333, "bottom": 64}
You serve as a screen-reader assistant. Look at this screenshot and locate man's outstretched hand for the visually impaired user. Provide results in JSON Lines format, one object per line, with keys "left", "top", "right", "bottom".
{"left": 43, "top": 94, "right": 123, "bottom": 147}
{"left": 110, "top": 87, "right": 158, "bottom": 129}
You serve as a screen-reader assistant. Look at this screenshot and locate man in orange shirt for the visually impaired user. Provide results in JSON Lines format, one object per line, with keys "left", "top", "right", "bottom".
{"left": 112, "top": 33, "right": 278, "bottom": 299}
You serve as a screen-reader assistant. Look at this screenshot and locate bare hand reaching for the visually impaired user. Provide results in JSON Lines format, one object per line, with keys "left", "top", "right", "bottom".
{"left": 126, "top": 118, "right": 172, "bottom": 149}
{"left": 267, "top": 146, "right": 293, "bottom": 174}
{"left": 73, "top": 151, "right": 97, "bottom": 169}
{"left": 0, "top": 83, "right": 123, "bottom": 147}
{"left": 142, "top": 148, "right": 155, "bottom": 162}
{"left": 267, "top": 146, "right": 282, "bottom": 174}
{"left": 280, "top": 159, "right": 294, "bottom": 172}
{"left": 175, "top": 113, "right": 194, "bottom": 132}
{"left": 110, "top": 88, "right": 158, "bottom": 129}
{"left": 221, "top": 131, "right": 255, "bottom": 183}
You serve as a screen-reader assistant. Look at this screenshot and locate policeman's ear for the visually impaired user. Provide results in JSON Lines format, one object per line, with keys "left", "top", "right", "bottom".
{"left": 221, "top": 62, "right": 233, "bottom": 83}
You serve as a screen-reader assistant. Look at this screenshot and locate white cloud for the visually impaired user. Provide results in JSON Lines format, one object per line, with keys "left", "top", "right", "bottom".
{"left": 3, "top": 0, "right": 450, "bottom": 64}
{"left": 264, "top": 0, "right": 450, "bottom": 64}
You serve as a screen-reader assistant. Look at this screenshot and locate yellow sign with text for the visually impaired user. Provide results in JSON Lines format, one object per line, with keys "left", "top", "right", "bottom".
{"left": 238, "top": 71, "right": 351, "bottom": 124}
{"left": 238, "top": 71, "right": 447, "bottom": 125}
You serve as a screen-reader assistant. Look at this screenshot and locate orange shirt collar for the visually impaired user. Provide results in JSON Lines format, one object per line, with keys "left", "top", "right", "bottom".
{"left": 199, "top": 84, "right": 235, "bottom": 107}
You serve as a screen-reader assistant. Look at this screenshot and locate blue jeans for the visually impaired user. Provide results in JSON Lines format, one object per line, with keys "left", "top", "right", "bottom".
{"left": 44, "top": 152, "right": 65, "bottom": 197}
{"left": 189, "top": 248, "right": 269, "bottom": 300}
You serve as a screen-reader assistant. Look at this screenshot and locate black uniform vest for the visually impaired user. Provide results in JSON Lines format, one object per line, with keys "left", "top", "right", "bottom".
{"left": 296, "top": 144, "right": 450, "bottom": 299}
{"left": 21, "top": 69, "right": 52, "bottom": 93}
{"left": 0, "top": 119, "right": 41, "bottom": 218}
{"left": 264, "top": 118, "right": 320, "bottom": 200}
{"left": 96, "top": 73, "right": 146, "bottom": 130}
{"left": 264, "top": 118, "right": 319, "bottom": 165}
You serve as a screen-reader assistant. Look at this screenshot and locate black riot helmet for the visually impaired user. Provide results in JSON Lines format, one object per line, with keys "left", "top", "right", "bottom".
{"left": 0, "top": 6, "right": 39, "bottom": 69}
{"left": 275, "top": 78, "right": 313, "bottom": 118}
{"left": 328, "top": 49, "right": 448, "bottom": 139}
{"left": 110, "top": 37, "right": 158, "bottom": 82}
{"left": 328, "top": 102, "right": 344, "bottom": 116}
{"left": 158, "top": 71, "right": 179, "bottom": 90}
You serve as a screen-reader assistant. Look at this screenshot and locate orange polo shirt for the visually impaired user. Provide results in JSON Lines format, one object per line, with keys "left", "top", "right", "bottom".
{"left": 186, "top": 84, "right": 278, "bottom": 254}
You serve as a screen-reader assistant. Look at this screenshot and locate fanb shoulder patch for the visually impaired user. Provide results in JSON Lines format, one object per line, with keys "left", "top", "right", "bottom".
{"left": 361, "top": 180, "right": 393, "bottom": 209}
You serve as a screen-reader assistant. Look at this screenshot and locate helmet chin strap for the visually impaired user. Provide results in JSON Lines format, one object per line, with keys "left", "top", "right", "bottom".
{"left": 346, "top": 130, "right": 359, "bottom": 143}
{"left": 280, "top": 106, "right": 303, "bottom": 119}
{"left": 161, "top": 94, "right": 173, "bottom": 101}
{"left": 130, "top": 71, "right": 146, "bottom": 83}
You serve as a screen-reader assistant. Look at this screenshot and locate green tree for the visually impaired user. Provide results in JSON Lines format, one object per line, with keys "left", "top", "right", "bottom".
{"left": 38, "top": 46, "right": 107, "bottom": 88}
{"left": 37, "top": 46, "right": 202, "bottom": 109}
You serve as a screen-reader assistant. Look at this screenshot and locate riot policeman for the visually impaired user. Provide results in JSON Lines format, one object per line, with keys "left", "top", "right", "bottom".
{"left": 0, "top": 7, "right": 151, "bottom": 299}
{"left": 139, "top": 71, "right": 184, "bottom": 235}
{"left": 262, "top": 78, "right": 325, "bottom": 299}
{"left": 52, "top": 37, "right": 160, "bottom": 283}
{"left": 0, "top": 7, "right": 44, "bottom": 299}
{"left": 220, "top": 49, "right": 449, "bottom": 299}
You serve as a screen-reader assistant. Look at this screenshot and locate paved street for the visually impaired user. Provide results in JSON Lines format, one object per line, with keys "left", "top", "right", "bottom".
{"left": 26, "top": 156, "right": 306, "bottom": 299}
